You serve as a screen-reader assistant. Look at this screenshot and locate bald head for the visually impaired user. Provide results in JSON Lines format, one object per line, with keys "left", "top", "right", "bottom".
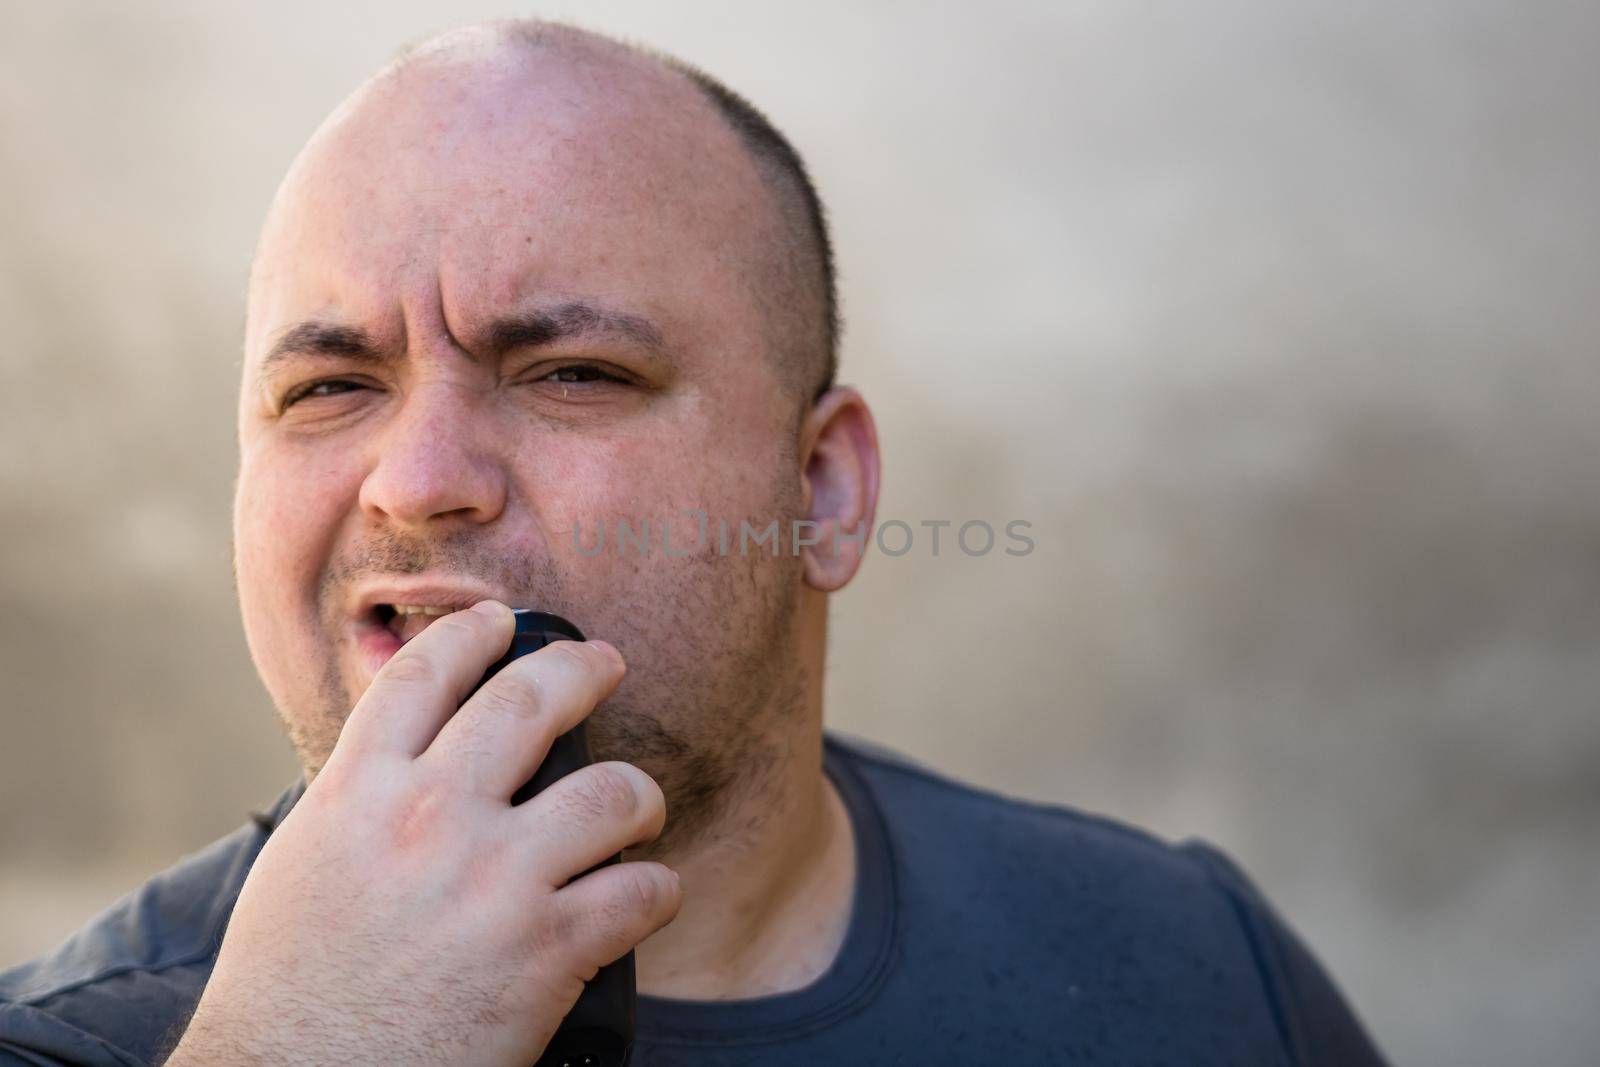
{"left": 251, "top": 18, "right": 836, "bottom": 411}
{"left": 234, "top": 18, "right": 880, "bottom": 831}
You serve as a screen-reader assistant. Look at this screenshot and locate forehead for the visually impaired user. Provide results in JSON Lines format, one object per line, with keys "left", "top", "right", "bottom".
{"left": 246, "top": 45, "right": 778, "bottom": 362}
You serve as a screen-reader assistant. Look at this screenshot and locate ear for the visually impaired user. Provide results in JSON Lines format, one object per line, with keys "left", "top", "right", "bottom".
{"left": 797, "top": 386, "right": 881, "bottom": 591}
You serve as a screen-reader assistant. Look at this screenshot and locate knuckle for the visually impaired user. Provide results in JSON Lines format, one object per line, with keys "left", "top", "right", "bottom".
{"left": 299, "top": 757, "right": 355, "bottom": 811}
{"left": 528, "top": 868, "right": 674, "bottom": 977}
{"left": 387, "top": 782, "right": 450, "bottom": 851}
{"left": 545, "top": 640, "right": 594, "bottom": 673}
{"left": 476, "top": 671, "right": 543, "bottom": 723}
{"left": 618, "top": 866, "right": 664, "bottom": 915}
{"left": 571, "top": 762, "right": 642, "bottom": 823}
{"left": 534, "top": 897, "right": 611, "bottom": 979}
{"left": 433, "top": 613, "right": 479, "bottom": 637}
{"left": 526, "top": 892, "right": 580, "bottom": 956}
{"left": 380, "top": 650, "right": 439, "bottom": 688}
{"left": 586, "top": 871, "right": 655, "bottom": 941}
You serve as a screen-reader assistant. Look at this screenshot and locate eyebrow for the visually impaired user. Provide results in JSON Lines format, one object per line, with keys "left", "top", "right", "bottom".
{"left": 257, "top": 300, "right": 672, "bottom": 390}
{"left": 488, "top": 301, "right": 666, "bottom": 357}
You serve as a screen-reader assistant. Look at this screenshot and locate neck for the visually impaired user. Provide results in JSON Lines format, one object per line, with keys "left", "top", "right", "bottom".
{"left": 630, "top": 595, "right": 855, "bottom": 1000}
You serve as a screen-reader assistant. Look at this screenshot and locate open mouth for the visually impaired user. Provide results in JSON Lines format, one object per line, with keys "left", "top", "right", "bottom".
{"left": 370, "top": 603, "right": 457, "bottom": 646}
{"left": 351, "top": 589, "right": 499, "bottom": 681}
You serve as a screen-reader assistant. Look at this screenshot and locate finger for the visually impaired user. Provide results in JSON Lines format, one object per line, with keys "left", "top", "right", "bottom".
{"left": 540, "top": 861, "right": 682, "bottom": 977}
{"left": 421, "top": 639, "right": 625, "bottom": 799}
{"left": 514, "top": 761, "right": 666, "bottom": 887}
{"left": 340, "top": 600, "right": 515, "bottom": 757}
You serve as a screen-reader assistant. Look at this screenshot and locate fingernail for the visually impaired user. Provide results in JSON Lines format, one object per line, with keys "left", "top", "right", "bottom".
{"left": 472, "top": 600, "right": 505, "bottom": 616}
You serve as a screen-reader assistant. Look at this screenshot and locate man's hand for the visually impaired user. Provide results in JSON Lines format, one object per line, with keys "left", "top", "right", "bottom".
{"left": 166, "top": 600, "right": 679, "bottom": 1067}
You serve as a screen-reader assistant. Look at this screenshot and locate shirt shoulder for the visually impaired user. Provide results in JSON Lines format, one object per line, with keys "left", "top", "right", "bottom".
{"left": 0, "top": 784, "right": 300, "bottom": 1067}
{"left": 823, "top": 731, "right": 1388, "bottom": 1067}
{"left": 827, "top": 729, "right": 1197, "bottom": 877}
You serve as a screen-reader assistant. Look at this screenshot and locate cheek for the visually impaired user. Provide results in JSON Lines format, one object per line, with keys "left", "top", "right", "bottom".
{"left": 538, "top": 446, "right": 762, "bottom": 556}
{"left": 233, "top": 446, "right": 357, "bottom": 661}
{"left": 549, "top": 401, "right": 790, "bottom": 521}
{"left": 530, "top": 420, "right": 797, "bottom": 627}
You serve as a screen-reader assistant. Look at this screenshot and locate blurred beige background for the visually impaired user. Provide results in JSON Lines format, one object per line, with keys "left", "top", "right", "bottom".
{"left": 3, "top": 2, "right": 1597, "bottom": 1064}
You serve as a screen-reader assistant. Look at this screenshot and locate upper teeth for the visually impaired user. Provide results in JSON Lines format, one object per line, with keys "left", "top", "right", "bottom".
{"left": 392, "top": 605, "right": 455, "bottom": 616}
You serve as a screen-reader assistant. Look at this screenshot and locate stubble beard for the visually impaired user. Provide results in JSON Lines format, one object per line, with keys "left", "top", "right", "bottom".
{"left": 266, "top": 508, "right": 808, "bottom": 857}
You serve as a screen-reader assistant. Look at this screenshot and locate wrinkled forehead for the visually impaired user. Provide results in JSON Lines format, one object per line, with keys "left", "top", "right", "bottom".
{"left": 246, "top": 45, "right": 777, "bottom": 363}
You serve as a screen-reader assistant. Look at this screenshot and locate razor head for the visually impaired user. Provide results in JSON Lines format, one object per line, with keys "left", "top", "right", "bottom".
{"left": 509, "top": 608, "right": 586, "bottom": 644}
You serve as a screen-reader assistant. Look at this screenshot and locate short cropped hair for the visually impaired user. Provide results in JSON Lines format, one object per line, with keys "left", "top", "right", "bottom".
{"left": 664, "top": 61, "right": 840, "bottom": 403}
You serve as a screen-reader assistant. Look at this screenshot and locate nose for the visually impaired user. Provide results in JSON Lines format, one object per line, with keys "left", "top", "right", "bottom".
{"left": 358, "top": 380, "right": 508, "bottom": 531}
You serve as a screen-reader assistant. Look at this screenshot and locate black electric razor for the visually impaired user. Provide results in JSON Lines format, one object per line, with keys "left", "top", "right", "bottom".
{"left": 470, "top": 609, "right": 635, "bottom": 1067}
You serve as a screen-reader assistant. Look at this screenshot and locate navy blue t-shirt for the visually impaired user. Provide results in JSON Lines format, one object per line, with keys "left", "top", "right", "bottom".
{"left": 0, "top": 733, "right": 1388, "bottom": 1065}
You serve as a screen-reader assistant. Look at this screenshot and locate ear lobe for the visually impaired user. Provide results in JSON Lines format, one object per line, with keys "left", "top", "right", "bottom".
{"left": 798, "top": 386, "right": 881, "bottom": 591}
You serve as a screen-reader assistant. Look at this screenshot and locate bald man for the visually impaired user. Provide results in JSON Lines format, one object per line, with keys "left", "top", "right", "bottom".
{"left": 0, "top": 20, "right": 1387, "bottom": 1067}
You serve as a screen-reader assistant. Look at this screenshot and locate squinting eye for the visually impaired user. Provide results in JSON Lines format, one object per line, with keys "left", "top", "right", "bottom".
{"left": 542, "top": 365, "right": 622, "bottom": 384}
{"left": 281, "top": 379, "right": 366, "bottom": 408}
